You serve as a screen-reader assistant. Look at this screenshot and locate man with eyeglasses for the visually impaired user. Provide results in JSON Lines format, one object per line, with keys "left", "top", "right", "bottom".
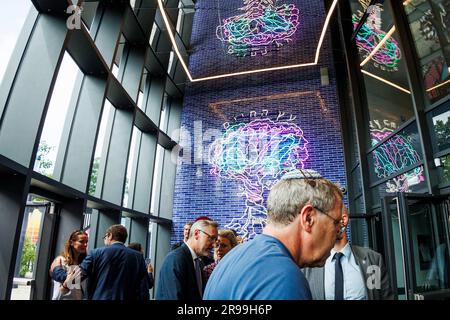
{"left": 156, "top": 219, "right": 218, "bottom": 300}
{"left": 204, "top": 169, "right": 344, "bottom": 300}
{"left": 303, "top": 207, "right": 394, "bottom": 300}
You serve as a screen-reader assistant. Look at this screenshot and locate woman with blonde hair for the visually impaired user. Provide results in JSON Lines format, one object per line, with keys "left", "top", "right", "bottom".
{"left": 49, "top": 230, "right": 88, "bottom": 300}
{"left": 203, "top": 229, "right": 238, "bottom": 280}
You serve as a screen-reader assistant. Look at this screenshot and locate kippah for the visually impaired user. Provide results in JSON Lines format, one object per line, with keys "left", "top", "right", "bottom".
{"left": 280, "top": 169, "right": 323, "bottom": 180}
{"left": 195, "top": 216, "right": 211, "bottom": 222}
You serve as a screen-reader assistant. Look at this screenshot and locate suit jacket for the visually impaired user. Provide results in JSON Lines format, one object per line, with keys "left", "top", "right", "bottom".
{"left": 53, "top": 242, "right": 149, "bottom": 300}
{"left": 302, "top": 245, "right": 394, "bottom": 300}
{"left": 156, "top": 243, "right": 205, "bottom": 300}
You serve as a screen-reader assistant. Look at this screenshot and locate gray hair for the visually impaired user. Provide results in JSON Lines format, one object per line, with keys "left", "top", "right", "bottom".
{"left": 267, "top": 170, "right": 343, "bottom": 226}
{"left": 189, "top": 220, "right": 219, "bottom": 238}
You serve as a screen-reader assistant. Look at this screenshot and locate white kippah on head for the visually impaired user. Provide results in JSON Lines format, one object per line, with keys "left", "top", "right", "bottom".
{"left": 280, "top": 169, "right": 323, "bottom": 181}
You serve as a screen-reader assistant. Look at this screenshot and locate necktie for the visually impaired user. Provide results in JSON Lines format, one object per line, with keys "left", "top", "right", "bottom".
{"left": 194, "top": 257, "right": 203, "bottom": 296}
{"left": 334, "top": 252, "right": 344, "bottom": 300}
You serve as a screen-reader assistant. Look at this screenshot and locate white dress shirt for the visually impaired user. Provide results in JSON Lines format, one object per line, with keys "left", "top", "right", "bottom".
{"left": 324, "top": 243, "right": 367, "bottom": 300}
{"left": 185, "top": 243, "right": 199, "bottom": 269}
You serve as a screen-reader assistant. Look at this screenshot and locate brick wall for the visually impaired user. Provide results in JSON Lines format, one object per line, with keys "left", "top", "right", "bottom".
{"left": 171, "top": 0, "right": 347, "bottom": 243}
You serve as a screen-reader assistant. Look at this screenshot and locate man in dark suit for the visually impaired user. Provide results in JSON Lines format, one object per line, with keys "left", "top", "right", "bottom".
{"left": 303, "top": 207, "right": 394, "bottom": 300}
{"left": 156, "top": 219, "right": 218, "bottom": 300}
{"left": 51, "top": 224, "right": 149, "bottom": 300}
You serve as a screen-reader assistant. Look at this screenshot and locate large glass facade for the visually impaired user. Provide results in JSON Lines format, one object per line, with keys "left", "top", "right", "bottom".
{"left": 353, "top": 0, "right": 416, "bottom": 145}
{"left": 89, "top": 100, "right": 113, "bottom": 197}
{"left": 0, "top": 1, "right": 34, "bottom": 85}
{"left": 0, "top": 0, "right": 448, "bottom": 301}
{"left": 34, "top": 52, "right": 81, "bottom": 178}
{"left": 405, "top": 0, "right": 450, "bottom": 105}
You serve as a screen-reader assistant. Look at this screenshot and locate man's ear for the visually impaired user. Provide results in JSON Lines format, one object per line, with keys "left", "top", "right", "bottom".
{"left": 300, "top": 205, "right": 315, "bottom": 233}
{"left": 194, "top": 229, "right": 200, "bottom": 240}
{"left": 342, "top": 208, "right": 349, "bottom": 228}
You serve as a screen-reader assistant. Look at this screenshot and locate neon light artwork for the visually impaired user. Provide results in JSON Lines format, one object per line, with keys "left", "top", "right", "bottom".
{"left": 209, "top": 113, "right": 309, "bottom": 240}
{"left": 353, "top": 3, "right": 401, "bottom": 71}
{"left": 371, "top": 127, "right": 424, "bottom": 193}
{"left": 216, "top": 0, "right": 300, "bottom": 57}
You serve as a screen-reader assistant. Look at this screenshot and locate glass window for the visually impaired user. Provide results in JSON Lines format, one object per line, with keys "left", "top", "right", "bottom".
{"left": 160, "top": 94, "right": 170, "bottom": 132}
{"left": 123, "top": 127, "right": 139, "bottom": 208}
{"left": 168, "top": 51, "right": 175, "bottom": 76}
{"left": 407, "top": 199, "right": 450, "bottom": 292}
{"left": 89, "top": 100, "right": 114, "bottom": 196}
{"left": 369, "top": 122, "right": 423, "bottom": 184}
{"left": 404, "top": 0, "right": 450, "bottom": 105}
{"left": 147, "top": 222, "right": 154, "bottom": 257}
{"left": 430, "top": 104, "right": 450, "bottom": 152}
{"left": 112, "top": 34, "right": 126, "bottom": 79}
{"left": 120, "top": 216, "right": 128, "bottom": 227}
{"left": 34, "top": 52, "right": 81, "bottom": 178}
{"left": 137, "top": 69, "right": 148, "bottom": 109}
{"left": 438, "top": 153, "right": 450, "bottom": 184}
{"left": 0, "top": 1, "right": 34, "bottom": 86}
{"left": 150, "top": 145, "right": 164, "bottom": 215}
{"left": 81, "top": 1, "right": 100, "bottom": 33}
{"left": 350, "top": 0, "right": 370, "bottom": 25}
{"left": 352, "top": 1, "right": 416, "bottom": 145}
{"left": 371, "top": 165, "right": 427, "bottom": 205}
{"left": 149, "top": 24, "right": 160, "bottom": 49}
{"left": 10, "top": 198, "right": 47, "bottom": 300}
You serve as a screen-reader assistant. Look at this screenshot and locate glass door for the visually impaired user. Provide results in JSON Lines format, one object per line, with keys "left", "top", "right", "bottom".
{"left": 10, "top": 199, "right": 48, "bottom": 300}
{"left": 382, "top": 193, "right": 450, "bottom": 300}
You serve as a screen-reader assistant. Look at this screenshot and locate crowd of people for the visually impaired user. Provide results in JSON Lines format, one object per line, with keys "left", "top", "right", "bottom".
{"left": 49, "top": 169, "right": 395, "bottom": 300}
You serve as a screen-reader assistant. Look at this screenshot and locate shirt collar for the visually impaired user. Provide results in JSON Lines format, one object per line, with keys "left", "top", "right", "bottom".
{"left": 330, "top": 242, "right": 351, "bottom": 260}
{"left": 185, "top": 242, "right": 198, "bottom": 261}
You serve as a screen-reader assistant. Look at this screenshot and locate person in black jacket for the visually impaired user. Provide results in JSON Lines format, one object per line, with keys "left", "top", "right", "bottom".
{"left": 156, "top": 219, "right": 218, "bottom": 300}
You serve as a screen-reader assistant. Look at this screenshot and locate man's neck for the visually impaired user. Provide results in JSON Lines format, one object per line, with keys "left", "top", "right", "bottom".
{"left": 109, "top": 240, "right": 123, "bottom": 246}
{"left": 185, "top": 240, "right": 199, "bottom": 257}
{"left": 334, "top": 234, "right": 348, "bottom": 252}
{"left": 263, "top": 223, "right": 300, "bottom": 263}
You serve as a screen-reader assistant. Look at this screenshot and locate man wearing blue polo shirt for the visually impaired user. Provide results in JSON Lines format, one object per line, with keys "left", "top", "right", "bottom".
{"left": 204, "top": 169, "right": 344, "bottom": 300}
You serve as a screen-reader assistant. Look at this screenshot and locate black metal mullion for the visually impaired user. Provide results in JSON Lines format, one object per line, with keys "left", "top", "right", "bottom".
{"left": 398, "top": 193, "right": 417, "bottom": 299}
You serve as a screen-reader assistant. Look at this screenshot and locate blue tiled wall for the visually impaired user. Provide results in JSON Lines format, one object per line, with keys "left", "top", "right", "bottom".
{"left": 171, "top": 0, "right": 348, "bottom": 243}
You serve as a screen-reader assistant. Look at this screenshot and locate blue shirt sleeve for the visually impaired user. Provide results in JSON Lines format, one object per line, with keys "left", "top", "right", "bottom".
{"left": 79, "top": 250, "right": 95, "bottom": 276}
{"left": 51, "top": 266, "right": 67, "bottom": 283}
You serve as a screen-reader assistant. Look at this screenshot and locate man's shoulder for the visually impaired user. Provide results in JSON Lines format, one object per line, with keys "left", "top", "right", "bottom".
{"left": 171, "top": 242, "right": 182, "bottom": 250}
{"left": 352, "top": 245, "right": 382, "bottom": 261}
{"left": 93, "top": 243, "right": 135, "bottom": 256}
{"left": 163, "top": 244, "right": 190, "bottom": 265}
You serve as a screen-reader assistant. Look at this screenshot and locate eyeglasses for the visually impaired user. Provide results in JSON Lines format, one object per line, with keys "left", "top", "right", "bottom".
{"left": 199, "top": 229, "right": 218, "bottom": 242}
{"left": 103, "top": 233, "right": 109, "bottom": 240}
{"left": 313, "top": 206, "right": 342, "bottom": 228}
